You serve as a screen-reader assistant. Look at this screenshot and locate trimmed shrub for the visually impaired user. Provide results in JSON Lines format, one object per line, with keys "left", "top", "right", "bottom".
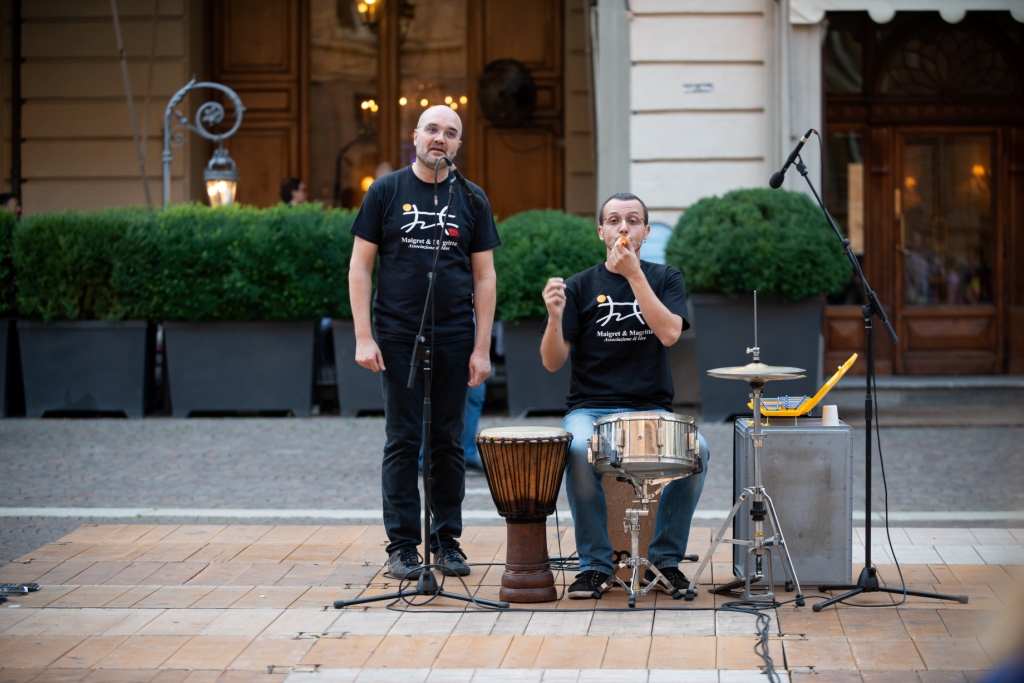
{"left": 665, "top": 188, "right": 849, "bottom": 302}
{"left": 494, "top": 209, "right": 606, "bottom": 323}
{"left": 140, "top": 203, "right": 356, "bottom": 321}
{"left": 13, "top": 203, "right": 357, "bottom": 322}
{"left": 14, "top": 208, "right": 153, "bottom": 322}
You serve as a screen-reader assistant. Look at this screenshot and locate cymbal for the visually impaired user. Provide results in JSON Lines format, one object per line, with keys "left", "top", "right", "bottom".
{"left": 707, "top": 362, "right": 805, "bottom": 381}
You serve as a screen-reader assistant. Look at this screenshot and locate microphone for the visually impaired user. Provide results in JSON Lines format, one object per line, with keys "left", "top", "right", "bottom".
{"left": 769, "top": 128, "right": 815, "bottom": 189}
{"left": 442, "top": 157, "right": 487, "bottom": 211}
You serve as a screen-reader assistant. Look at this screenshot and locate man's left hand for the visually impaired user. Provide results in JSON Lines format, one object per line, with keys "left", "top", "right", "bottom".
{"left": 468, "top": 348, "right": 490, "bottom": 387}
{"left": 607, "top": 236, "right": 642, "bottom": 279}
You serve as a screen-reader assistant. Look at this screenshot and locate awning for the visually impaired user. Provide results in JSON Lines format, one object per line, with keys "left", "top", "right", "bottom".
{"left": 790, "top": 0, "right": 1024, "bottom": 25}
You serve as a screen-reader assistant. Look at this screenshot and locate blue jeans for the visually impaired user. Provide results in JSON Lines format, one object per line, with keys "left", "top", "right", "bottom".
{"left": 462, "top": 382, "right": 486, "bottom": 467}
{"left": 563, "top": 407, "right": 710, "bottom": 575}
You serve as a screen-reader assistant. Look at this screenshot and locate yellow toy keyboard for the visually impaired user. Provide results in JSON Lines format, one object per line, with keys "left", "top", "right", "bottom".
{"left": 746, "top": 353, "right": 858, "bottom": 417}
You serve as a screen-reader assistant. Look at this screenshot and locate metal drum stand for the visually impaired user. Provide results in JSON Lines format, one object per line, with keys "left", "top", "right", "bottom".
{"left": 588, "top": 412, "right": 703, "bottom": 608}
{"left": 606, "top": 477, "right": 687, "bottom": 607}
{"left": 684, "top": 295, "right": 805, "bottom": 605}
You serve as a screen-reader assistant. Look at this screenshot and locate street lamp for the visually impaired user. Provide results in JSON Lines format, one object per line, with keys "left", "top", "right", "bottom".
{"left": 162, "top": 78, "right": 246, "bottom": 209}
{"left": 357, "top": 0, "right": 381, "bottom": 26}
{"left": 204, "top": 146, "right": 238, "bottom": 207}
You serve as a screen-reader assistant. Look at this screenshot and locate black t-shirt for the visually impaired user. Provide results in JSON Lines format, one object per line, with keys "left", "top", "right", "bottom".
{"left": 544, "top": 261, "right": 690, "bottom": 412}
{"left": 351, "top": 165, "right": 501, "bottom": 343}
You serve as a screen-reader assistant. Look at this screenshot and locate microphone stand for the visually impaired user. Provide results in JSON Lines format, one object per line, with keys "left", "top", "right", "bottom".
{"left": 789, "top": 154, "right": 968, "bottom": 611}
{"left": 334, "top": 161, "right": 508, "bottom": 610}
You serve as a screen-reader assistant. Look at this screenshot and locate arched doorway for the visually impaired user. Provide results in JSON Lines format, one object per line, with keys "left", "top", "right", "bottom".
{"left": 208, "top": 0, "right": 595, "bottom": 219}
{"left": 823, "top": 12, "right": 1024, "bottom": 374}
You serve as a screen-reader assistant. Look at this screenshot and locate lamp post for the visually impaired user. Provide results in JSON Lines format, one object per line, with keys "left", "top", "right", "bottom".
{"left": 162, "top": 78, "right": 246, "bottom": 209}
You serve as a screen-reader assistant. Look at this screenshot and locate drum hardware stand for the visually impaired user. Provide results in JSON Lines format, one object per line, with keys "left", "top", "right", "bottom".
{"left": 685, "top": 374, "right": 805, "bottom": 605}
{"left": 335, "top": 162, "right": 508, "bottom": 611}
{"left": 601, "top": 477, "right": 685, "bottom": 607}
{"left": 686, "top": 295, "right": 805, "bottom": 605}
{"left": 788, "top": 149, "right": 968, "bottom": 610}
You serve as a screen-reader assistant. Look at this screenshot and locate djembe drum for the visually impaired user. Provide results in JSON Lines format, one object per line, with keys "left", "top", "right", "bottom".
{"left": 476, "top": 426, "right": 572, "bottom": 603}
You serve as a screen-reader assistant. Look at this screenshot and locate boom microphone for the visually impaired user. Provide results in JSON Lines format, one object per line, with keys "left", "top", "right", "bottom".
{"left": 769, "top": 128, "right": 815, "bottom": 189}
{"left": 442, "top": 157, "right": 487, "bottom": 211}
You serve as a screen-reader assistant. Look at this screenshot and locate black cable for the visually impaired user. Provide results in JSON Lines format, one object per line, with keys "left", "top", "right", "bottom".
{"left": 373, "top": 598, "right": 783, "bottom": 682}
{"left": 553, "top": 506, "right": 568, "bottom": 600}
{"left": 874, "top": 369, "right": 908, "bottom": 605}
{"left": 369, "top": 509, "right": 781, "bottom": 679}
{"left": 422, "top": 156, "right": 457, "bottom": 566}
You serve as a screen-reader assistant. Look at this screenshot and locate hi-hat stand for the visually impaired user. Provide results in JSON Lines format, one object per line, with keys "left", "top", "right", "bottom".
{"left": 685, "top": 295, "right": 805, "bottom": 605}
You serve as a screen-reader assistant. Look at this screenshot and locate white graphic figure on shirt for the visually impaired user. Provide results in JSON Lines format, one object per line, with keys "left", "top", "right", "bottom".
{"left": 596, "top": 294, "right": 646, "bottom": 327}
{"left": 400, "top": 203, "right": 460, "bottom": 236}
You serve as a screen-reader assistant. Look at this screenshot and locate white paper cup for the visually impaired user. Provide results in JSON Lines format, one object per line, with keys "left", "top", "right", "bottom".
{"left": 821, "top": 405, "right": 839, "bottom": 427}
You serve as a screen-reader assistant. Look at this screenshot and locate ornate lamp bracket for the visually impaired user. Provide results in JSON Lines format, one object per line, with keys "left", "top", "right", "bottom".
{"left": 162, "top": 78, "right": 246, "bottom": 209}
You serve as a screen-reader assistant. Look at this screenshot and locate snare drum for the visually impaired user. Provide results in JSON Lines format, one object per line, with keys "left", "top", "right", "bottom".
{"left": 588, "top": 412, "right": 700, "bottom": 479}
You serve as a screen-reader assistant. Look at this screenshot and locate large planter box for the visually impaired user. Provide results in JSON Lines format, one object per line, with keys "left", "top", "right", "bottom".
{"left": 691, "top": 293, "right": 824, "bottom": 422}
{"left": 502, "top": 320, "right": 571, "bottom": 417}
{"left": 331, "top": 319, "right": 385, "bottom": 417}
{"left": 669, "top": 300, "right": 700, "bottom": 409}
{"left": 1, "top": 319, "right": 13, "bottom": 417}
{"left": 164, "top": 321, "right": 315, "bottom": 418}
{"left": 19, "top": 320, "right": 152, "bottom": 418}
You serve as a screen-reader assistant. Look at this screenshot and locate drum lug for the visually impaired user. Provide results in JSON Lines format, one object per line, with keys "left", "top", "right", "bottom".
{"left": 656, "top": 427, "right": 664, "bottom": 450}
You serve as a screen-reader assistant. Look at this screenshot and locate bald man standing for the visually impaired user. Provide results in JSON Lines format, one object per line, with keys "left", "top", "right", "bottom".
{"left": 349, "top": 106, "right": 500, "bottom": 580}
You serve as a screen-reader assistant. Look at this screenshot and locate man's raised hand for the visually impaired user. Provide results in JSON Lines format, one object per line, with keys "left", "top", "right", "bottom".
{"left": 606, "top": 236, "right": 642, "bottom": 278}
{"left": 542, "top": 277, "right": 566, "bottom": 318}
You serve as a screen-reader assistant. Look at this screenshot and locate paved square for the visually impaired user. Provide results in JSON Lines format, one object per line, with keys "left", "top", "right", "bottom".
{"left": 1, "top": 523, "right": 1020, "bottom": 681}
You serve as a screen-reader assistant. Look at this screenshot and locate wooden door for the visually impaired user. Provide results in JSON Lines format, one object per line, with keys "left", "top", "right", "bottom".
{"left": 466, "top": 0, "right": 563, "bottom": 219}
{"left": 210, "top": 0, "right": 309, "bottom": 208}
{"left": 893, "top": 129, "right": 1003, "bottom": 374}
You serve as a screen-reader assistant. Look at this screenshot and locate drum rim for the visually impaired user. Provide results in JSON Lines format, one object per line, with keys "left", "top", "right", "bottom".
{"left": 477, "top": 434, "right": 573, "bottom": 444}
{"left": 593, "top": 411, "right": 695, "bottom": 426}
{"left": 477, "top": 426, "right": 569, "bottom": 438}
{"left": 594, "top": 454, "right": 697, "bottom": 465}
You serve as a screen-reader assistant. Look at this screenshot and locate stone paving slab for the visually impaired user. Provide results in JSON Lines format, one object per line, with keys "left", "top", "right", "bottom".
{"left": 1, "top": 524, "right": 1022, "bottom": 681}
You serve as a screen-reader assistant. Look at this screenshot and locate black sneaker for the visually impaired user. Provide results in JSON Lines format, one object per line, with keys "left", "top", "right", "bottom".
{"left": 387, "top": 547, "right": 424, "bottom": 580}
{"left": 644, "top": 566, "right": 689, "bottom": 593}
{"left": 567, "top": 570, "right": 610, "bottom": 599}
{"left": 434, "top": 546, "right": 471, "bottom": 576}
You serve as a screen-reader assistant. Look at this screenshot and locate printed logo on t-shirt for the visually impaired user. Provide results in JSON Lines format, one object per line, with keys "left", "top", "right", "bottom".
{"left": 594, "top": 294, "right": 652, "bottom": 342}
{"left": 399, "top": 203, "right": 461, "bottom": 250}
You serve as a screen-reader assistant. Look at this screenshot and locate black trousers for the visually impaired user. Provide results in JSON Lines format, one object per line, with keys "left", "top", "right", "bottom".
{"left": 377, "top": 334, "right": 472, "bottom": 555}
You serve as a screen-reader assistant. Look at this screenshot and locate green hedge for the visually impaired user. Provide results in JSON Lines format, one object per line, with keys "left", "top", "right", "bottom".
{"left": 665, "top": 188, "right": 849, "bottom": 302}
{"left": 0, "top": 209, "right": 15, "bottom": 316}
{"left": 14, "top": 203, "right": 357, "bottom": 322}
{"left": 14, "top": 208, "right": 152, "bottom": 322}
{"left": 494, "top": 209, "right": 606, "bottom": 323}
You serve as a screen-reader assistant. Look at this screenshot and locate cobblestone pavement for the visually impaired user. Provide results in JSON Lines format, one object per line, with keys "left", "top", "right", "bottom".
{"left": 2, "top": 416, "right": 1022, "bottom": 566}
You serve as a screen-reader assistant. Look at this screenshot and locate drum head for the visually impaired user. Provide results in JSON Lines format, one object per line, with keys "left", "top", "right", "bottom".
{"left": 593, "top": 412, "right": 695, "bottom": 426}
{"left": 478, "top": 426, "right": 569, "bottom": 439}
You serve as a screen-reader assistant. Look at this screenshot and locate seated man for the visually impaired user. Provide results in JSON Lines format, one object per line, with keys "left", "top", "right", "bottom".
{"left": 539, "top": 192, "right": 710, "bottom": 599}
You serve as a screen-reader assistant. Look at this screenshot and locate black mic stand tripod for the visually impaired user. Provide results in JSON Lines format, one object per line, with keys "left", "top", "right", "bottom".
{"left": 787, "top": 153, "right": 968, "bottom": 611}
{"left": 334, "top": 161, "right": 508, "bottom": 610}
